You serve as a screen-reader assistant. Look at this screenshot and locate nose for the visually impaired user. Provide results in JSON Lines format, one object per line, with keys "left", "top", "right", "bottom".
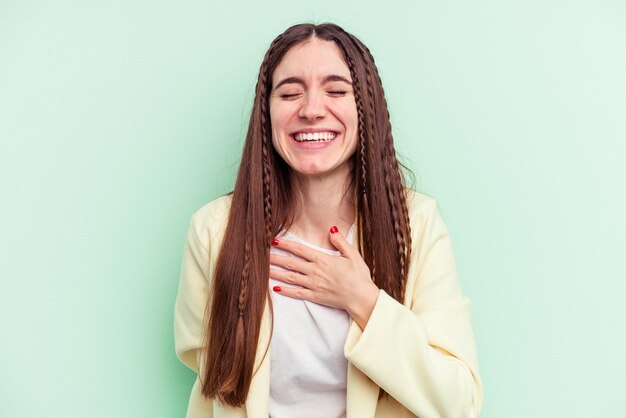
{"left": 298, "top": 90, "right": 326, "bottom": 121}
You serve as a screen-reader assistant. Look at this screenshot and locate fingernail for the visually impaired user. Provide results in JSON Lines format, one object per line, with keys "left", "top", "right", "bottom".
{"left": 272, "top": 238, "right": 279, "bottom": 246}
{"left": 273, "top": 286, "right": 281, "bottom": 292}
{"left": 330, "top": 226, "right": 339, "bottom": 234}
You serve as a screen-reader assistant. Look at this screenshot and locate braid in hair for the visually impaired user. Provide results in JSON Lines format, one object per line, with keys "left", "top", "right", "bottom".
{"left": 259, "top": 34, "right": 284, "bottom": 244}
{"left": 260, "top": 75, "right": 273, "bottom": 243}
{"left": 217, "top": 36, "right": 280, "bottom": 401}
{"left": 355, "top": 39, "right": 411, "bottom": 302}
{"left": 220, "top": 234, "right": 251, "bottom": 392}
{"left": 335, "top": 40, "right": 376, "bottom": 278}
{"left": 352, "top": 37, "right": 381, "bottom": 284}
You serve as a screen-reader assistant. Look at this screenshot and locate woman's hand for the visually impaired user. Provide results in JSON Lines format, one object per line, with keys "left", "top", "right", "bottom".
{"left": 269, "top": 226, "right": 380, "bottom": 329}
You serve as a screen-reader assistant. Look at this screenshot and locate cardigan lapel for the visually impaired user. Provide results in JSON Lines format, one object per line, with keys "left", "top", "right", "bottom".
{"left": 345, "top": 320, "right": 380, "bottom": 418}
{"left": 244, "top": 298, "right": 271, "bottom": 418}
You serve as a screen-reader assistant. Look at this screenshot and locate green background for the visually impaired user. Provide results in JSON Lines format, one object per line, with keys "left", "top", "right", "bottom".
{"left": 1, "top": 1, "right": 625, "bottom": 417}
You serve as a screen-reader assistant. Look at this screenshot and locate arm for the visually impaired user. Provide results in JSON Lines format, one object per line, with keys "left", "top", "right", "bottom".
{"left": 174, "top": 211, "right": 210, "bottom": 373}
{"left": 344, "top": 194, "right": 483, "bottom": 418}
{"left": 175, "top": 200, "right": 230, "bottom": 418}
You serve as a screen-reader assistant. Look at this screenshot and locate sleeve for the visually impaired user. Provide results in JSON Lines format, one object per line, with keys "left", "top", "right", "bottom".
{"left": 174, "top": 211, "right": 215, "bottom": 418}
{"left": 174, "top": 211, "right": 210, "bottom": 372}
{"left": 344, "top": 196, "right": 483, "bottom": 418}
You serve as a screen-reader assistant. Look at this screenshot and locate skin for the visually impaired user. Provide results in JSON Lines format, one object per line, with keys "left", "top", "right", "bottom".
{"left": 268, "top": 37, "right": 379, "bottom": 329}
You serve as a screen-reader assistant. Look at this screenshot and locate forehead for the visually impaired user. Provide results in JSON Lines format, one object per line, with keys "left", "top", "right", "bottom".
{"left": 272, "top": 38, "right": 351, "bottom": 84}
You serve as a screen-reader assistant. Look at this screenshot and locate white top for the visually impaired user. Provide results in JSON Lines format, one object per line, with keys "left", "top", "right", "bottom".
{"left": 268, "top": 226, "right": 355, "bottom": 418}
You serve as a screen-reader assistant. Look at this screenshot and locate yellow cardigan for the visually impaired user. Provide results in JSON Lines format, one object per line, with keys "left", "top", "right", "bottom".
{"left": 174, "top": 190, "right": 483, "bottom": 418}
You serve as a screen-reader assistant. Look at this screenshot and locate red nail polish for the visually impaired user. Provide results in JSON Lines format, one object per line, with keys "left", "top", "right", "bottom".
{"left": 272, "top": 238, "right": 279, "bottom": 246}
{"left": 330, "top": 226, "right": 339, "bottom": 234}
{"left": 273, "top": 285, "right": 281, "bottom": 292}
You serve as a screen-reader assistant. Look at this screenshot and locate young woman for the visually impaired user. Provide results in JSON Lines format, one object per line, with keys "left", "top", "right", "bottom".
{"left": 174, "top": 23, "right": 483, "bottom": 418}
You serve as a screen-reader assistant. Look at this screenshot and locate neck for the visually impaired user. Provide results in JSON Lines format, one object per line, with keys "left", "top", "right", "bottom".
{"left": 290, "top": 170, "right": 355, "bottom": 249}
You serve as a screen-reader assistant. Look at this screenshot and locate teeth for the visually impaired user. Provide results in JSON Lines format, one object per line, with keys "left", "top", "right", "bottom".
{"left": 294, "top": 132, "right": 337, "bottom": 142}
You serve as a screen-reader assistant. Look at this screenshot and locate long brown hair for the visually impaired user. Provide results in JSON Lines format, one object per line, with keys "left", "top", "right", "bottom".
{"left": 201, "top": 23, "right": 412, "bottom": 407}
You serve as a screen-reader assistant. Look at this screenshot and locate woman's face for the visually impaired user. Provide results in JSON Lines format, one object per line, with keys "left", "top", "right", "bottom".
{"left": 269, "top": 38, "right": 358, "bottom": 179}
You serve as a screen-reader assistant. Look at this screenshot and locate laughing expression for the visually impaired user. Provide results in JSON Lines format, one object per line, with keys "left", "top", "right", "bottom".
{"left": 269, "top": 38, "right": 359, "bottom": 179}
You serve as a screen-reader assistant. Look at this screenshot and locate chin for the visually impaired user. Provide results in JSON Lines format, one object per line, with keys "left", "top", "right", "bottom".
{"left": 294, "top": 162, "right": 346, "bottom": 178}
{"left": 294, "top": 167, "right": 328, "bottom": 177}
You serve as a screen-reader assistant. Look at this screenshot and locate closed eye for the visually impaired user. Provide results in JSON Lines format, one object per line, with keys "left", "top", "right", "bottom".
{"left": 280, "top": 93, "right": 302, "bottom": 100}
{"left": 327, "top": 90, "right": 347, "bottom": 97}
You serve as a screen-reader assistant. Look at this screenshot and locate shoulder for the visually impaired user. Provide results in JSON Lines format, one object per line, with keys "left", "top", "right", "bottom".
{"left": 403, "top": 190, "right": 463, "bottom": 309}
{"left": 403, "top": 188, "right": 452, "bottom": 243}
{"left": 404, "top": 189, "right": 439, "bottom": 221}
{"left": 188, "top": 194, "right": 233, "bottom": 250}
{"left": 191, "top": 193, "right": 232, "bottom": 226}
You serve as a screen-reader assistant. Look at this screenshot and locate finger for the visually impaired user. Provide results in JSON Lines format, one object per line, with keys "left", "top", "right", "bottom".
{"left": 272, "top": 237, "right": 321, "bottom": 263}
{"left": 268, "top": 267, "right": 311, "bottom": 288}
{"left": 270, "top": 253, "right": 312, "bottom": 275}
{"left": 328, "top": 225, "right": 359, "bottom": 258}
{"left": 272, "top": 284, "right": 316, "bottom": 302}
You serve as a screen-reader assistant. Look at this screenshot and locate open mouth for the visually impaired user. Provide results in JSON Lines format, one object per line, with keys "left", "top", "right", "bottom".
{"left": 292, "top": 131, "right": 338, "bottom": 143}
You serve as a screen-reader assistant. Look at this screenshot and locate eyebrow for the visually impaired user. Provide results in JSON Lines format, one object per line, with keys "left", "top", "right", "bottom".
{"left": 273, "top": 74, "right": 353, "bottom": 90}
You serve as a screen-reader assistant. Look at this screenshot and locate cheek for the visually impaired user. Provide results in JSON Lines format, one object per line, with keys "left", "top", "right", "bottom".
{"left": 269, "top": 104, "right": 279, "bottom": 132}
{"left": 269, "top": 101, "right": 292, "bottom": 130}
{"left": 268, "top": 104, "right": 283, "bottom": 146}
{"left": 349, "top": 104, "right": 359, "bottom": 128}
{"left": 337, "top": 101, "right": 359, "bottom": 130}
{"left": 268, "top": 106, "right": 288, "bottom": 159}
{"left": 269, "top": 124, "right": 284, "bottom": 158}
{"left": 345, "top": 105, "right": 359, "bottom": 151}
